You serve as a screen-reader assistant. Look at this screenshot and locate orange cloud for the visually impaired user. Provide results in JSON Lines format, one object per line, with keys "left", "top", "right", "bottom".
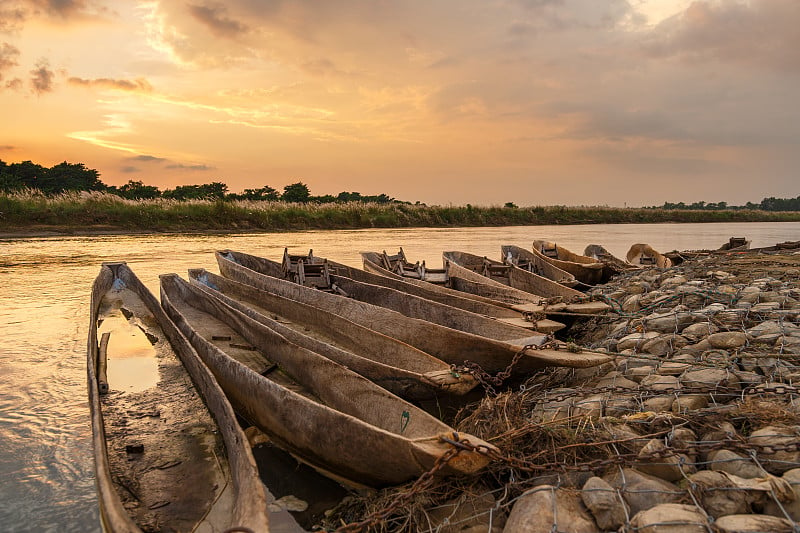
{"left": 68, "top": 76, "right": 153, "bottom": 92}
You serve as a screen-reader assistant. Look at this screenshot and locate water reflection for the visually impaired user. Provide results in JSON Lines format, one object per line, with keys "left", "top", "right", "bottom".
{"left": 1, "top": 222, "right": 799, "bottom": 532}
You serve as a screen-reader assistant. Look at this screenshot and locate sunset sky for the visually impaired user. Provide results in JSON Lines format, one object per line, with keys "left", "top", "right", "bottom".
{"left": 0, "top": 0, "right": 798, "bottom": 206}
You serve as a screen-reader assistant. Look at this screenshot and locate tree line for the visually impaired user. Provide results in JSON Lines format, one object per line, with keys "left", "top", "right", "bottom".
{"left": 655, "top": 198, "right": 800, "bottom": 211}
{"left": 1, "top": 159, "right": 798, "bottom": 210}
{"left": 0, "top": 159, "right": 397, "bottom": 204}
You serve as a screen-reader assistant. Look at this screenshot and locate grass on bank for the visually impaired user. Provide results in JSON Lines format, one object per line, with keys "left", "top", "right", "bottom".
{"left": 2, "top": 190, "right": 800, "bottom": 233}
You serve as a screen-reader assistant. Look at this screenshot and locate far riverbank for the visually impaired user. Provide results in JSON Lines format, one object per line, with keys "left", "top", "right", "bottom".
{"left": 2, "top": 191, "right": 800, "bottom": 238}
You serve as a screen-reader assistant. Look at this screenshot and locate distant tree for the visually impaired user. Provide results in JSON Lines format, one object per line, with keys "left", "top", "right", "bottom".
{"left": 117, "top": 180, "right": 161, "bottom": 200}
{"left": 42, "top": 161, "right": 105, "bottom": 193}
{"left": 232, "top": 185, "right": 280, "bottom": 201}
{"left": 163, "top": 182, "right": 228, "bottom": 200}
{"left": 311, "top": 194, "right": 336, "bottom": 203}
{"left": 504, "top": 202, "right": 518, "bottom": 208}
{"left": 282, "top": 181, "right": 311, "bottom": 203}
{"left": 6, "top": 160, "right": 47, "bottom": 190}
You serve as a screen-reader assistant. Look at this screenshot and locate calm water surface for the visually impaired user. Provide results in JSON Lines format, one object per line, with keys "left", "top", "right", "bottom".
{"left": 1, "top": 222, "right": 799, "bottom": 532}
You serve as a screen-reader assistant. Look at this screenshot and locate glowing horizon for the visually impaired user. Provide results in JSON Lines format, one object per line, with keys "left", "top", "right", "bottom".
{"left": 1, "top": 0, "right": 798, "bottom": 207}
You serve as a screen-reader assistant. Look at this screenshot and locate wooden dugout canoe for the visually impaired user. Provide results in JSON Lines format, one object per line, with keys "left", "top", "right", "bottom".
{"left": 216, "top": 250, "right": 612, "bottom": 374}
{"left": 297, "top": 249, "right": 561, "bottom": 333}
{"left": 358, "top": 251, "right": 564, "bottom": 332}
{"left": 531, "top": 240, "right": 606, "bottom": 285}
{"left": 160, "top": 272, "right": 494, "bottom": 488}
{"left": 443, "top": 251, "right": 610, "bottom": 316}
{"left": 584, "top": 244, "right": 639, "bottom": 278}
{"left": 87, "top": 263, "right": 268, "bottom": 533}
{"left": 370, "top": 247, "right": 449, "bottom": 284}
{"left": 188, "top": 267, "right": 477, "bottom": 399}
{"left": 226, "top": 250, "right": 548, "bottom": 352}
{"left": 626, "top": 243, "right": 673, "bottom": 269}
{"left": 500, "top": 245, "right": 579, "bottom": 288}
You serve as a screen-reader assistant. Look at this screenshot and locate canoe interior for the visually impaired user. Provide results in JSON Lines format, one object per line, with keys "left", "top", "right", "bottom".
{"left": 626, "top": 243, "right": 673, "bottom": 269}
{"left": 217, "top": 250, "right": 613, "bottom": 374}
{"left": 188, "top": 268, "right": 477, "bottom": 399}
{"left": 500, "top": 244, "right": 578, "bottom": 287}
{"left": 161, "top": 272, "right": 494, "bottom": 487}
{"left": 360, "top": 251, "right": 533, "bottom": 319}
{"left": 87, "top": 263, "right": 267, "bottom": 533}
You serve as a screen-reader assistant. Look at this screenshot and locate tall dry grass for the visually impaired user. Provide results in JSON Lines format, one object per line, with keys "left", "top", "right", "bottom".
{"left": 2, "top": 190, "right": 799, "bottom": 232}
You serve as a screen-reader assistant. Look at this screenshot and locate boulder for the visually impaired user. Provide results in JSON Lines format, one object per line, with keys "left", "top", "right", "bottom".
{"left": 640, "top": 374, "right": 680, "bottom": 392}
{"left": 618, "top": 331, "right": 661, "bottom": 352}
{"left": 637, "top": 439, "right": 685, "bottom": 481}
{"left": 713, "top": 514, "right": 794, "bottom": 533}
{"left": 658, "top": 361, "right": 692, "bottom": 376}
{"left": 763, "top": 468, "right": 800, "bottom": 521}
{"left": 672, "top": 394, "right": 709, "bottom": 413}
{"left": 503, "top": 485, "right": 596, "bottom": 533}
{"left": 628, "top": 503, "right": 707, "bottom": 533}
{"left": 688, "top": 470, "right": 749, "bottom": 518}
{"left": 680, "top": 368, "right": 738, "bottom": 391}
{"left": 427, "top": 489, "right": 506, "bottom": 533}
{"left": 681, "top": 322, "right": 719, "bottom": 339}
{"left": 603, "top": 468, "right": 683, "bottom": 516}
{"left": 747, "top": 425, "right": 800, "bottom": 474}
{"left": 707, "top": 331, "right": 748, "bottom": 350}
{"left": 642, "top": 334, "right": 688, "bottom": 356}
{"left": 581, "top": 476, "right": 627, "bottom": 531}
{"left": 622, "top": 294, "right": 642, "bottom": 312}
{"left": 708, "top": 449, "right": 767, "bottom": 479}
{"left": 642, "top": 395, "right": 677, "bottom": 413}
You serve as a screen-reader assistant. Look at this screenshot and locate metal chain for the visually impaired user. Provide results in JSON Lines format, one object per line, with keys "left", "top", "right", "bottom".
{"left": 452, "top": 337, "right": 559, "bottom": 395}
{"left": 519, "top": 382, "right": 800, "bottom": 405}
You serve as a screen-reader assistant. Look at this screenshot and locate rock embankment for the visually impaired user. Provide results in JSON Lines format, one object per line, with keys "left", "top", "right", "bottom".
{"left": 503, "top": 251, "right": 800, "bottom": 532}
{"left": 326, "top": 250, "right": 800, "bottom": 532}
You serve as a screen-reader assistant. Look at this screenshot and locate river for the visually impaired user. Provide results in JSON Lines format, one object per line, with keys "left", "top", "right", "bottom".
{"left": 1, "top": 222, "right": 798, "bottom": 532}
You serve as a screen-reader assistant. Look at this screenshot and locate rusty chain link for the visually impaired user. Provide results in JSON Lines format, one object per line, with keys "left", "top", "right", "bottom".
{"left": 452, "top": 337, "right": 561, "bottom": 395}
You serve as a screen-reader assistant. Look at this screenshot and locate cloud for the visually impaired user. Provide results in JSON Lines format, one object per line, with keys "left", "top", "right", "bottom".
{"left": 120, "top": 165, "right": 139, "bottom": 173}
{"left": 0, "top": 42, "right": 19, "bottom": 80}
{"left": 29, "top": 59, "right": 54, "bottom": 95}
{"left": 642, "top": 0, "right": 800, "bottom": 72}
{"left": 0, "top": 144, "right": 17, "bottom": 151}
{"left": 68, "top": 76, "right": 153, "bottom": 92}
{"left": 30, "top": 0, "right": 90, "bottom": 18}
{"left": 128, "top": 154, "right": 166, "bottom": 163}
{"left": 188, "top": 3, "right": 249, "bottom": 38}
{"left": 0, "top": 5, "right": 27, "bottom": 33}
{"left": 5, "top": 77, "right": 22, "bottom": 90}
{"left": 165, "top": 163, "right": 214, "bottom": 171}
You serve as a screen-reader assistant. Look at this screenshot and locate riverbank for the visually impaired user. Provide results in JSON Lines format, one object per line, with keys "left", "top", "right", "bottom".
{"left": 326, "top": 249, "right": 800, "bottom": 532}
{"left": 3, "top": 191, "right": 800, "bottom": 238}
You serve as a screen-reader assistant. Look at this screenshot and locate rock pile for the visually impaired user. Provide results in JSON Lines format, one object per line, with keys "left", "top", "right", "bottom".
{"left": 325, "top": 251, "right": 800, "bottom": 532}
{"left": 503, "top": 251, "right": 800, "bottom": 531}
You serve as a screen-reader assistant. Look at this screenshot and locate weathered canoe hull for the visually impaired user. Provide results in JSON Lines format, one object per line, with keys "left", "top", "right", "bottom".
{"left": 359, "top": 252, "right": 564, "bottom": 332}
{"left": 443, "top": 251, "right": 610, "bottom": 316}
{"left": 500, "top": 245, "right": 579, "bottom": 288}
{"left": 189, "top": 268, "right": 476, "bottom": 398}
{"left": 584, "top": 244, "right": 638, "bottom": 278}
{"left": 88, "top": 263, "right": 268, "bottom": 533}
{"left": 626, "top": 243, "right": 673, "bottom": 269}
{"left": 217, "top": 250, "right": 612, "bottom": 373}
{"left": 531, "top": 240, "right": 606, "bottom": 285}
{"left": 161, "top": 273, "right": 493, "bottom": 487}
